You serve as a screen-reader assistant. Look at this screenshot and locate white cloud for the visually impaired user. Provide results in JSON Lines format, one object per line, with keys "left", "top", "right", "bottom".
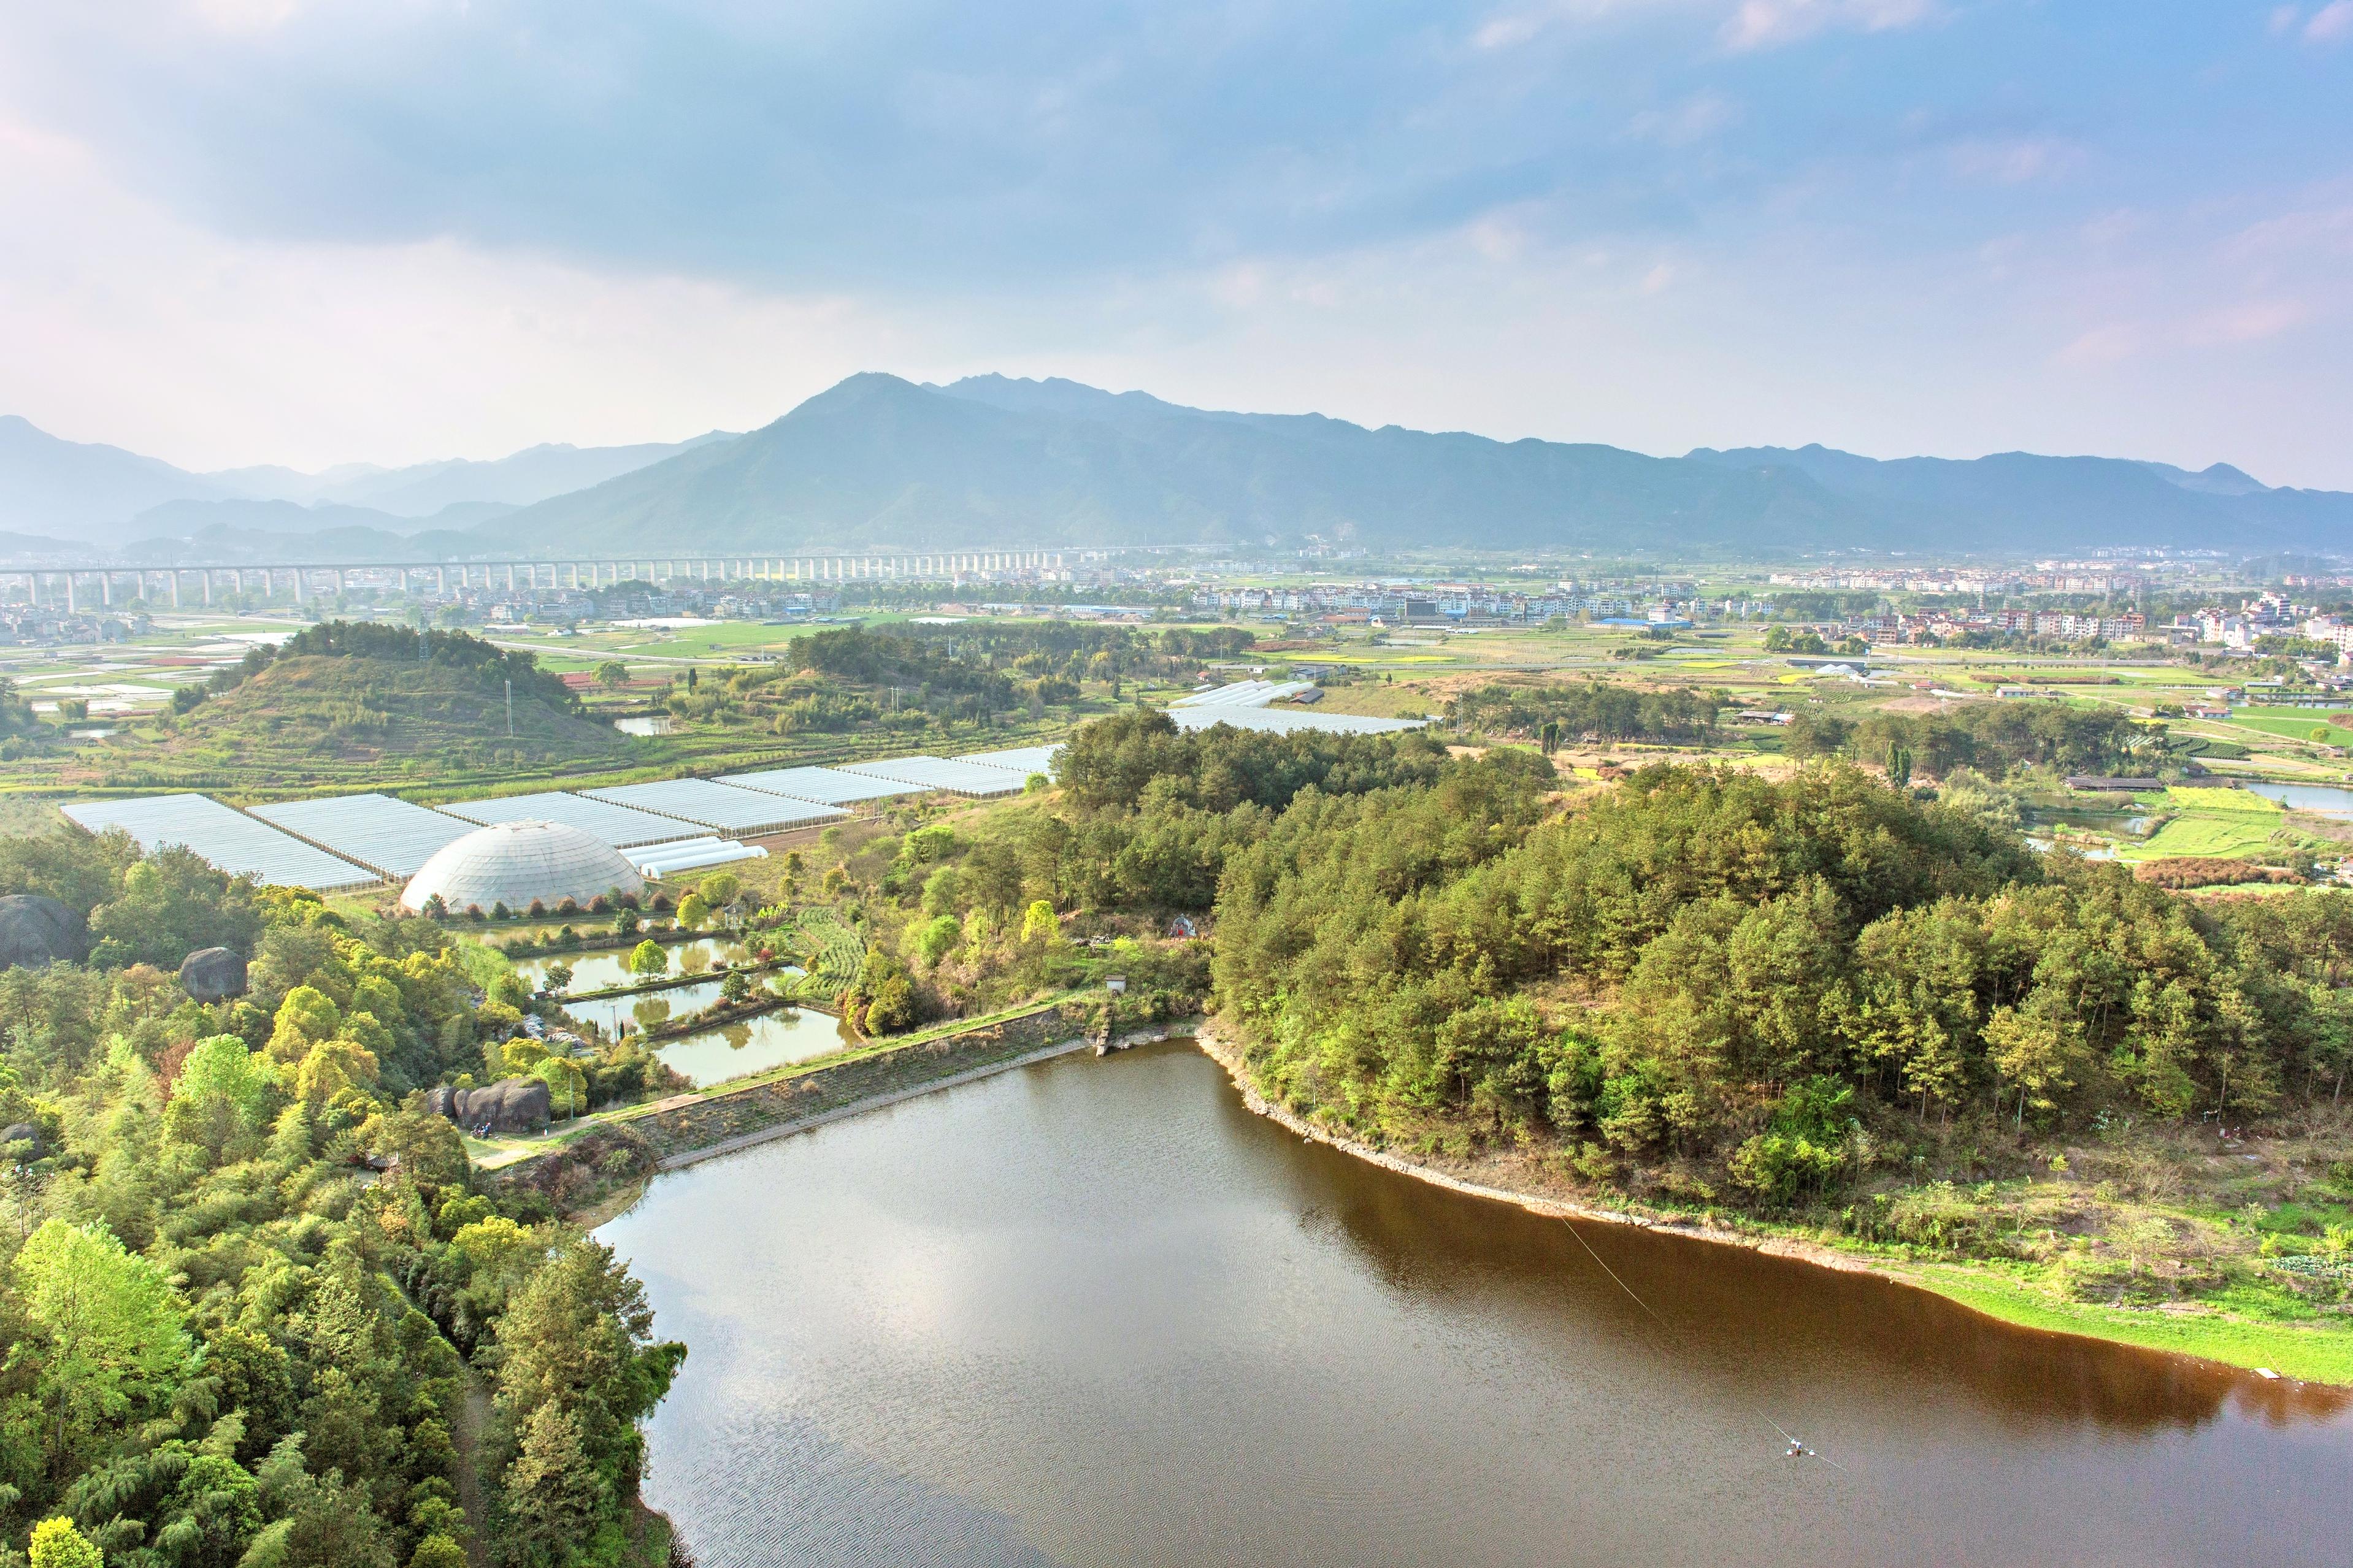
{"left": 1948, "top": 136, "right": 2084, "bottom": 186}
{"left": 2189, "top": 299, "right": 2309, "bottom": 345}
{"left": 0, "top": 118, "right": 916, "bottom": 468}
{"left": 1720, "top": 0, "right": 1935, "bottom": 52}
{"left": 1622, "top": 91, "right": 1740, "bottom": 144}
{"left": 2306, "top": 2, "right": 2353, "bottom": 42}
{"left": 1471, "top": 1, "right": 1676, "bottom": 51}
{"left": 2056, "top": 324, "right": 2143, "bottom": 368}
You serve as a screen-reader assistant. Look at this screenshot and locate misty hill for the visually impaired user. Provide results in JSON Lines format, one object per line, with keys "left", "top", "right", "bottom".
{"left": 0, "top": 415, "right": 233, "bottom": 540}
{"left": 113, "top": 511, "right": 502, "bottom": 564}
{"left": 1681, "top": 444, "right": 2352, "bottom": 550}
{"left": 0, "top": 416, "right": 734, "bottom": 547}
{"left": 484, "top": 374, "right": 2353, "bottom": 557}
{"left": 217, "top": 432, "right": 737, "bottom": 516}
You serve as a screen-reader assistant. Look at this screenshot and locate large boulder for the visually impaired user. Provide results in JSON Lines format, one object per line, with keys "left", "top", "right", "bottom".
{"left": 432, "top": 1077, "right": 553, "bottom": 1136}
{"left": 0, "top": 896, "right": 86, "bottom": 972}
{"left": 178, "top": 946, "right": 250, "bottom": 1003}
{"left": 0, "top": 1123, "right": 44, "bottom": 1161}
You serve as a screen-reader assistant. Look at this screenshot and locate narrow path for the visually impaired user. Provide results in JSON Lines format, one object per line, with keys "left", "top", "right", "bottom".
{"left": 451, "top": 1372, "right": 495, "bottom": 1568}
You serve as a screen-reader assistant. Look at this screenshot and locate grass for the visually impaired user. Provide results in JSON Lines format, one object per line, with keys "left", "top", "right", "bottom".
{"left": 1899, "top": 1262, "right": 2353, "bottom": 1384}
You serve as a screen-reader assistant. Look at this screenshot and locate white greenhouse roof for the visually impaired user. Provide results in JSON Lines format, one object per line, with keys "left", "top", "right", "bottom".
{"left": 836, "top": 755, "right": 1028, "bottom": 796}
{"left": 585, "top": 778, "right": 846, "bottom": 834}
{"left": 1170, "top": 679, "right": 1319, "bottom": 709}
{"left": 248, "top": 792, "right": 474, "bottom": 879}
{"left": 402, "top": 820, "right": 643, "bottom": 915}
{"left": 441, "top": 791, "right": 707, "bottom": 848}
{"left": 957, "top": 744, "right": 1064, "bottom": 779}
{"left": 62, "top": 793, "right": 377, "bottom": 892}
{"left": 1165, "top": 707, "right": 1424, "bottom": 736}
{"left": 718, "top": 764, "right": 922, "bottom": 807}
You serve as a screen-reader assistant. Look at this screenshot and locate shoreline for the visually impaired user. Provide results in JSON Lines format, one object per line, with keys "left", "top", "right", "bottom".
{"left": 1192, "top": 1025, "right": 2353, "bottom": 1388}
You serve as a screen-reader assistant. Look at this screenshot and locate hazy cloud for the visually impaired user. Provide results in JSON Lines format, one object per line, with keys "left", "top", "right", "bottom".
{"left": 2306, "top": 2, "right": 2353, "bottom": 43}
{"left": 1719, "top": 0, "right": 1935, "bottom": 52}
{"left": 0, "top": 0, "right": 2349, "bottom": 485}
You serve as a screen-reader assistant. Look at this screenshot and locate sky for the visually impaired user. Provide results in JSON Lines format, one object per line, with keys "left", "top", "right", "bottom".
{"left": 1, "top": 1, "right": 2349, "bottom": 486}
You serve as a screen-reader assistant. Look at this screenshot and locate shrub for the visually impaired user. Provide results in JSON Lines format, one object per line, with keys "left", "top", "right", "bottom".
{"left": 1729, "top": 1077, "right": 1857, "bottom": 1207}
{"left": 527, "top": 899, "right": 547, "bottom": 919}
{"left": 2133, "top": 857, "right": 2299, "bottom": 889}
{"left": 490, "top": 901, "right": 511, "bottom": 920}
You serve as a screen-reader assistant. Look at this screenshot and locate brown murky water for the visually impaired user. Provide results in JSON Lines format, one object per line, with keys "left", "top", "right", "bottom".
{"left": 600, "top": 1041, "right": 2353, "bottom": 1567}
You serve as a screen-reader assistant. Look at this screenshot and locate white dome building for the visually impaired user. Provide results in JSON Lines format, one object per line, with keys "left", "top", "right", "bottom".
{"left": 401, "top": 820, "right": 643, "bottom": 915}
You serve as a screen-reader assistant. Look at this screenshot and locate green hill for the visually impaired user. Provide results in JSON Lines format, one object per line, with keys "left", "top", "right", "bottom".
{"left": 83, "top": 654, "right": 627, "bottom": 791}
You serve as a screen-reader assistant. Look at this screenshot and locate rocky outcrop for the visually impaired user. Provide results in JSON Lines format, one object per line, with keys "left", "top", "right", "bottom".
{"left": 0, "top": 1123, "right": 44, "bottom": 1161}
{"left": 425, "top": 1077, "right": 554, "bottom": 1135}
{"left": 0, "top": 895, "right": 86, "bottom": 971}
{"left": 178, "top": 946, "right": 249, "bottom": 1003}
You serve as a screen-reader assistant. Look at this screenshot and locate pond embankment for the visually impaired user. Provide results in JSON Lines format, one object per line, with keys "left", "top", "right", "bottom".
{"left": 489, "top": 999, "right": 1205, "bottom": 1204}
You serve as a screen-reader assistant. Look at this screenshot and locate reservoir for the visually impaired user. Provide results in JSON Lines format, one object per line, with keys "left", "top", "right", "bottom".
{"left": 601, "top": 1042, "right": 2353, "bottom": 1568}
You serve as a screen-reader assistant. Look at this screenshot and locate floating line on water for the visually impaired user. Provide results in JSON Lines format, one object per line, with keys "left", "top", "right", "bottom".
{"left": 1558, "top": 1217, "right": 1848, "bottom": 1474}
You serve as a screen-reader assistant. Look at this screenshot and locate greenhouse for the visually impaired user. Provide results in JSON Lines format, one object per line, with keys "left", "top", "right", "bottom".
{"left": 399, "top": 820, "right": 644, "bottom": 915}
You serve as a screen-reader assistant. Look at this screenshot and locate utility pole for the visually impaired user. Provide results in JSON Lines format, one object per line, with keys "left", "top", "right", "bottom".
{"left": 505, "top": 678, "right": 514, "bottom": 738}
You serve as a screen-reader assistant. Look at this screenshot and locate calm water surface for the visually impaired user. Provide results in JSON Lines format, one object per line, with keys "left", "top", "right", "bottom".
{"left": 507, "top": 937, "right": 748, "bottom": 993}
{"left": 601, "top": 1042, "right": 2353, "bottom": 1568}
{"left": 2246, "top": 781, "right": 2353, "bottom": 816}
{"left": 650, "top": 1006, "right": 850, "bottom": 1086}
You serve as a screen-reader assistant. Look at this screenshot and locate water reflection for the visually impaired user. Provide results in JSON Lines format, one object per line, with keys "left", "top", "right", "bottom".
{"left": 1292, "top": 1127, "right": 2349, "bottom": 1437}
{"left": 505, "top": 937, "right": 750, "bottom": 993}
{"left": 604, "top": 1042, "right": 2353, "bottom": 1568}
{"left": 650, "top": 1005, "right": 851, "bottom": 1087}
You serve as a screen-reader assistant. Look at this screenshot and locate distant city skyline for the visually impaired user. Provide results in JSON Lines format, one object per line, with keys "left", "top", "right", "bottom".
{"left": 2, "top": 2, "right": 2348, "bottom": 488}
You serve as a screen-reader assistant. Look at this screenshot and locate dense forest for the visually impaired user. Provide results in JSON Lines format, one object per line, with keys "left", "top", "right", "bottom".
{"left": 1212, "top": 756, "right": 2353, "bottom": 1203}
{"left": 1445, "top": 681, "right": 1726, "bottom": 744}
{"left": 0, "top": 829, "right": 680, "bottom": 1567}
{"left": 1784, "top": 701, "right": 2158, "bottom": 778}
{"left": 946, "top": 713, "right": 2353, "bottom": 1216}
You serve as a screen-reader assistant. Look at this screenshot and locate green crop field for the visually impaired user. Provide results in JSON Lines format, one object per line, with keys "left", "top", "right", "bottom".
{"left": 2229, "top": 706, "right": 2353, "bottom": 748}
{"left": 2124, "top": 815, "right": 2283, "bottom": 860}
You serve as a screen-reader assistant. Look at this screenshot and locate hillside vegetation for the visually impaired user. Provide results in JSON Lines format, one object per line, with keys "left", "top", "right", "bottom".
{"left": 56, "top": 625, "right": 626, "bottom": 792}
{"left": 0, "top": 826, "right": 683, "bottom": 1566}
{"left": 999, "top": 713, "right": 2353, "bottom": 1371}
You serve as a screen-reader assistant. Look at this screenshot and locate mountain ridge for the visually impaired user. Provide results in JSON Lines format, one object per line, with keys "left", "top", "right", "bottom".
{"left": 478, "top": 373, "right": 2353, "bottom": 557}
{"left": 9, "top": 377, "right": 2351, "bottom": 560}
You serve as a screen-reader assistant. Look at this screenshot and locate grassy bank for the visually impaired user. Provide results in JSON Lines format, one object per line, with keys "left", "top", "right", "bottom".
{"left": 1894, "top": 1261, "right": 2353, "bottom": 1385}
{"left": 1199, "top": 1031, "right": 2353, "bottom": 1387}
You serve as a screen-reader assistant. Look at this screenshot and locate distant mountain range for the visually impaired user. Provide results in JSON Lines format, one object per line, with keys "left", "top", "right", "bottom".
{"left": 4, "top": 378, "right": 2349, "bottom": 562}
{"left": 0, "top": 415, "right": 731, "bottom": 554}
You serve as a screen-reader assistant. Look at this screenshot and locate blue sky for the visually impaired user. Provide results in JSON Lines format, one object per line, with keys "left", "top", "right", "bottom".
{"left": 1, "top": 1, "right": 2349, "bottom": 486}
